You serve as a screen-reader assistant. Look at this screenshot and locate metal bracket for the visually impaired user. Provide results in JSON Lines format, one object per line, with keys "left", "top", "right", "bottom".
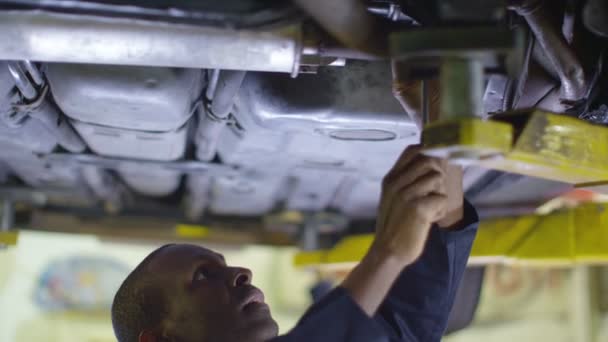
{"left": 45, "top": 153, "right": 239, "bottom": 176}
{"left": 391, "top": 26, "right": 525, "bottom": 165}
{"left": 3, "top": 61, "right": 47, "bottom": 128}
{"left": 390, "top": 27, "right": 524, "bottom": 64}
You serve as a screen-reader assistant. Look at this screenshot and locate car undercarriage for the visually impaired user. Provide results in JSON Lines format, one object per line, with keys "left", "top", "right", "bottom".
{"left": 0, "top": 0, "right": 606, "bottom": 247}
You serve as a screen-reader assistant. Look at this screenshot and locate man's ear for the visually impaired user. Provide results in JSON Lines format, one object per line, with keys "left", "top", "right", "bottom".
{"left": 138, "top": 330, "right": 160, "bottom": 342}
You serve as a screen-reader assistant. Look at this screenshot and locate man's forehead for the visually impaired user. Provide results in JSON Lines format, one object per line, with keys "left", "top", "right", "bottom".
{"left": 146, "top": 244, "right": 225, "bottom": 271}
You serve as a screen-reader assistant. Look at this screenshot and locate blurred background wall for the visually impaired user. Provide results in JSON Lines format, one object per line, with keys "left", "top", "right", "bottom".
{"left": 2, "top": 230, "right": 608, "bottom": 342}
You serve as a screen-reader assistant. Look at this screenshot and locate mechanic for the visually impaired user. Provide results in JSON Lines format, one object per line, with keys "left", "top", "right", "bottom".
{"left": 111, "top": 142, "right": 479, "bottom": 342}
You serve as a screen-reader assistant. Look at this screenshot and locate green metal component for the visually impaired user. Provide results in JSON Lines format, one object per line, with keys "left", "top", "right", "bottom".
{"left": 440, "top": 58, "right": 484, "bottom": 119}
{"left": 389, "top": 27, "right": 523, "bottom": 60}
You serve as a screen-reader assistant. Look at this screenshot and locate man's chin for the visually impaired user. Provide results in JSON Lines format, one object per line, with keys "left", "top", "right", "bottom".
{"left": 240, "top": 313, "right": 279, "bottom": 341}
{"left": 263, "top": 318, "right": 279, "bottom": 340}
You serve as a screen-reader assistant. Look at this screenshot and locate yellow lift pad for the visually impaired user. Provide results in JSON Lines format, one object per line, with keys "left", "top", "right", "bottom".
{"left": 0, "top": 231, "right": 19, "bottom": 247}
{"left": 424, "top": 111, "right": 608, "bottom": 185}
{"left": 175, "top": 224, "right": 211, "bottom": 239}
{"left": 422, "top": 118, "right": 513, "bottom": 160}
{"left": 482, "top": 111, "right": 608, "bottom": 184}
{"left": 294, "top": 203, "right": 608, "bottom": 267}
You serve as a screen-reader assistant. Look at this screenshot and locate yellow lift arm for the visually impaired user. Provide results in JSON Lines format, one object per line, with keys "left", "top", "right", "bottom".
{"left": 294, "top": 203, "right": 608, "bottom": 268}
{"left": 423, "top": 110, "right": 608, "bottom": 186}
{"left": 0, "top": 231, "right": 18, "bottom": 247}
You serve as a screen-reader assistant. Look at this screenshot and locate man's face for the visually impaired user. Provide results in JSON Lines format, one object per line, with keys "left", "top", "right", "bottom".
{"left": 145, "top": 244, "right": 278, "bottom": 342}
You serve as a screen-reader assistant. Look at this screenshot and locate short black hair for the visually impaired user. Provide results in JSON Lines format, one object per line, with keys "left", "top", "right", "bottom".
{"left": 112, "top": 244, "right": 175, "bottom": 342}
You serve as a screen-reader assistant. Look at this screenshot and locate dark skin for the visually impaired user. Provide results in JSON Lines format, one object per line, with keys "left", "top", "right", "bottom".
{"left": 139, "top": 244, "right": 278, "bottom": 342}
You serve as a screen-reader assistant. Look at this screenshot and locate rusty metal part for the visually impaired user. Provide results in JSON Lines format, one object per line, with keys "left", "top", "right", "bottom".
{"left": 510, "top": 0, "right": 587, "bottom": 102}
{"left": 393, "top": 58, "right": 485, "bottom": 123}
{"left": 293, "top": 0, "right": 388, "bottom": 56}
{"left": 391, "top": 73, "right": 440, "bottom": 129}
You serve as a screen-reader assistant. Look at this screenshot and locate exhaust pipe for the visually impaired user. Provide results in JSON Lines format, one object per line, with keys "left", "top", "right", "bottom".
{"left": 0, "top": 11, "right": 303, "bottom": 74}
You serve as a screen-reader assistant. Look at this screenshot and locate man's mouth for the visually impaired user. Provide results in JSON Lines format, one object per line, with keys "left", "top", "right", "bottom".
{"left": 240, "top": 287, "right": 268, "bottom": 313}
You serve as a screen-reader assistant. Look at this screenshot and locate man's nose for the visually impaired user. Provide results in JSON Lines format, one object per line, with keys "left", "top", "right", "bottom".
{"left": 228, "top": 267, "right": 252, "bottom": 287}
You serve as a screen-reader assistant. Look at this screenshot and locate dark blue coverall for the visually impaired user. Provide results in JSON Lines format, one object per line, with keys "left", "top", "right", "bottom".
{"left": 273, "top": 200, "right": 479, "bottom": 342}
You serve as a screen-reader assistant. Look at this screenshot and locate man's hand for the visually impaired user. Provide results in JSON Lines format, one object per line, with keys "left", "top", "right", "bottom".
{"left": 372, "top": 146, "right": 464, "bottom": 265}
{"left": 436, "top": 163, "right": 464, "bottom": 229}
{"left": 342, "top": 146, "right": 464, "bottom": 316}
{"left": 373, "top": 146, "right": 447, "bottom": 265}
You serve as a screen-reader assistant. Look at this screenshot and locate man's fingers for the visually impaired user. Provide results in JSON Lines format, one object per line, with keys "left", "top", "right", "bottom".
{"left": 386, "top": 156, "right": 445, "bottom": 196}
{"left": 413, "top": 194, "right": 449, "bottom": 222}
{"left": 398, "top": 171, "right": 447, "bottom": 204}
{"left": 385, "top": 145, "right": 423, "bottom": 180}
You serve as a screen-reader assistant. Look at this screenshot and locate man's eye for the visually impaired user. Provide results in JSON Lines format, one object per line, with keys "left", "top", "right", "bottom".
{"left": 193, "top": 267, "right": 211, "bottom": 282}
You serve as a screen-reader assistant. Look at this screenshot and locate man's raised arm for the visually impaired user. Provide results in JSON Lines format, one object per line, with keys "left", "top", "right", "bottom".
{"left": 275, "top": 147, "right": 478, "bottom": 342}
